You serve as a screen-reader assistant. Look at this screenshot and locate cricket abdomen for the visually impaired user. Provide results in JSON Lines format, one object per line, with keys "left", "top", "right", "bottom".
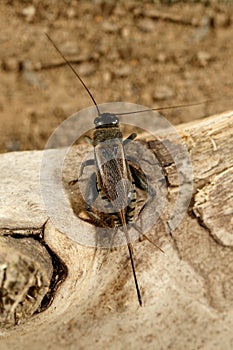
{"left": 96, "top": 178, "right": 137, "bottom": 228}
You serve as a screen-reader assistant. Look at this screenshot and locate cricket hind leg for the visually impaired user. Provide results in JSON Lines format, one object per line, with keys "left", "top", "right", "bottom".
{"left": 77, "top": 171, "right": 110, "bottom": 230}
{"left": 128, "top": 160, "right": 154, "bottom": 193}
{"left": 128, "top": 161, "right": 156, "bottom": 217}
{"left": 128, "top": 162, "right": 164, "bottom": 253}
{"left": 80, "top": 170, "right": 120, "bottom": 245}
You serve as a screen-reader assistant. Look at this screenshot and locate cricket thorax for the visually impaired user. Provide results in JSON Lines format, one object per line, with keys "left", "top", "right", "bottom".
{"left": 93, "top": 126, "right": 123, "bottom": 145}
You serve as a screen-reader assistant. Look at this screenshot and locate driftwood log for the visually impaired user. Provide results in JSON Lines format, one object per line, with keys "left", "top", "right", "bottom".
{"left": 0, "top": 111, "right": 233, "bottom": 350}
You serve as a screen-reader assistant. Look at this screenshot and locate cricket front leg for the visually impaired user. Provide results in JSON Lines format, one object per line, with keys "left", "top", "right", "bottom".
{"left": 69, "top": 159, "right": 95, "bottom": 185}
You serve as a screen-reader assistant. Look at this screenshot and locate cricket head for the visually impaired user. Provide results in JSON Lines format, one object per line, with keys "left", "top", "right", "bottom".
{"left": 94, "top": 113, "right": 119, "bottom": 128}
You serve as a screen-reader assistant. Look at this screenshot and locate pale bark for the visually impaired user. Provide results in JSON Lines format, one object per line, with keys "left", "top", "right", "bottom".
{"left": 0, "top": 111, "right": 233, "bottom": 350}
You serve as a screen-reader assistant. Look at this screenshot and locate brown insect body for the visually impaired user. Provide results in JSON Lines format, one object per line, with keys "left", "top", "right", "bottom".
{"left": 85, "top": 113, "right": 143, "bottom": 305}
{"left": 93, "top": 119, "right": 132, "bottom": 215}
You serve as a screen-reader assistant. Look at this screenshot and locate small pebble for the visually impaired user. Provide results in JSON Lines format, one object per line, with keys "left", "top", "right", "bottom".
{"left": 196, "top": 51, "right": 212, "bottom": 67}
{"left": 157, "top": 52, "right": 167, "bottom": 63}
{"left": 114, "top": 65, "right": 131, "bottom": 77}
{"left": 103, "top": 71, "right": 112, "bottom": 83}
{"left": 153, "top": 85, "right": 174, "bottom": 100}
{"left": 78, "top": 63, "right": 96, "bottom": 77}
{"left": 21, "top": 5, "right": 36, "bottom": 22}
{"left": 102, "top": 22, "right": 119, "bottom": 33}
{"left": 66, "top": 7, "right": 76, "bottom": 19}
{"left": 138, "top": 19, "right": 155, "bottom": 33}
{"left": 121, "top": 26, "right": 130, "bottom": 38}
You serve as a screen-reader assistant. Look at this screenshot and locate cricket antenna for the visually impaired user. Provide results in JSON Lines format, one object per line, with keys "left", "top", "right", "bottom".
{"left": 115, "top": 99, "right": 213, "bottom": 116}
{"left": 46, "top": 33, "right": 101, "bottom": 117}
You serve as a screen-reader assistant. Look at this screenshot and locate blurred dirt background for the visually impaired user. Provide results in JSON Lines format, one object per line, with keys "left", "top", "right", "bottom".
{"left": 0, "top": 0, "right": 232, "bottom": 153}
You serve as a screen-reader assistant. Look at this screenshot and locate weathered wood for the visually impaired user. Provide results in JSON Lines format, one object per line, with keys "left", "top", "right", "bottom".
{"left": 0, "top": 111, "right": 233, "bottom": 350}
{"left": 0, "top": 236, "right": 53, "bottom": 328}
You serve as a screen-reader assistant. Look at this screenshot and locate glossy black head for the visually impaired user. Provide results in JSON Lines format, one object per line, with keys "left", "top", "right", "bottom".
{"left": 94, "top": 113, "right": 119, "bottom": 128}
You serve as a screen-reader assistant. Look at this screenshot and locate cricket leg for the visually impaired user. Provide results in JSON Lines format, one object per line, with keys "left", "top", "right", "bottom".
{"left": 128, "top": 161, "right": 153, "bottom": 192}
{"left": 123, "top": 133, "right": 137, "bottom": 146}
{"left": 84, "top": 172, "right": 99, "bottom": 208}
{"left": 128, "top": 161, "right": 164, "bottom": 252}
{"left": 128, "top": 161, "right": 156, "bottom": 215}
{"left": 69, "top": 159, "right": 95, "bottom": 185}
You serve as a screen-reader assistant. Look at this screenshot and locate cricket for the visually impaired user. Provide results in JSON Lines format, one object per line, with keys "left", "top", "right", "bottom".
{"left": 46, "top": 34, "right": 206, "bottom": 307}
